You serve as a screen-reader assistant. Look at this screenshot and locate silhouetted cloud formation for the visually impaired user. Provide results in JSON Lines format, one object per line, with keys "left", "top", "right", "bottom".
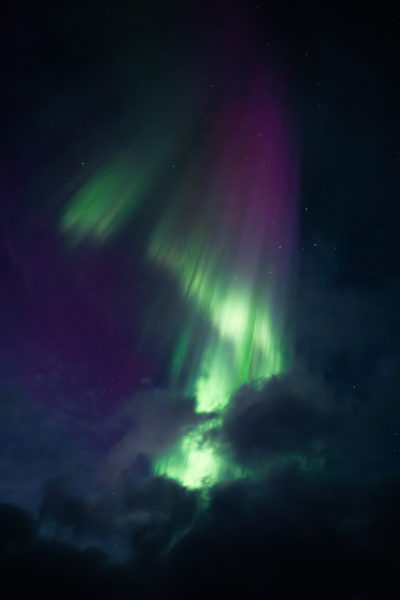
{"left": 222, "top": 375, "right": 337, "bottom": 463}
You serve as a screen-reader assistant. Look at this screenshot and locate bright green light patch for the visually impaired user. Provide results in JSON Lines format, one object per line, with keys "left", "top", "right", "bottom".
{"left": 61, "top": 160, "right": 142, "bottom": 243}
{"left": 154, "top": 419, "right": 222, "bottom": 489}
{"left": 154, "top": 418, "right": 248, "bottom": 489}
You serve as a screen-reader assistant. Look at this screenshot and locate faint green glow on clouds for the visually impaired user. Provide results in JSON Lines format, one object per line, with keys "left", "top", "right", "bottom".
{"left": 154, "top": 417, "right": 248, "bottom": 489}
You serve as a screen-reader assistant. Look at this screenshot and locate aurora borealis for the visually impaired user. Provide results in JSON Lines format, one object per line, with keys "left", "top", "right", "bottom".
{"left": 2, "top": 2, "right": 400, "bottom": 598}
{"left": 61, "top": 158, "right": 143, "bottom": 243}
{"left": 58, "top": 68, "right": 298, "bottom": 489}
{"left": 149, "top": 79, "right": 298, "bottom": 487}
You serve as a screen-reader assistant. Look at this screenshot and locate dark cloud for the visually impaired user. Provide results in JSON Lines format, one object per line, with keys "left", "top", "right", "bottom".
{"left": 38, "top": 478, "right": 118, "bottom": 543}
{"left": 0, "top": 501, "right": 118, "bottom": 598}
{"left": 2, "top": 468, "right": 400, "bottom": 599}
{"left": 222, "top": 375, "right": 338, "bottom": 464}
{"left": 162, "top": 469, "right": 399, "bottom": 599}
{"left": 37, "top": 474, "right": 201, "bottom": 564}
{"left": 3, "top": 468, "right": 400, "bottom": 599}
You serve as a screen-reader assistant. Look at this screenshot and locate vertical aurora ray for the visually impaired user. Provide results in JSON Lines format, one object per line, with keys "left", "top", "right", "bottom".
{"left": 60, "top": 158, "right": 145, "bottom": 243}
{"left": 149, "top": 77, "right": 298, "bottom": 488}
{"left": 59, "top": 131, "right": 178, "bottom": 245}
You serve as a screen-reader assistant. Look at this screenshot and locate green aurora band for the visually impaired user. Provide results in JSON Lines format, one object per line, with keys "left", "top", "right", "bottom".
{"left": 148, "top": 222, "right": 285, "bottom": 414}
{"left": 149, "top": 87, "right": 298, "bottom": 489}
{"left": 149, "top": 221, "right": 286, "bottom": 489}
{"left": 60, "top": 158, "right": 145, "bottom": 243}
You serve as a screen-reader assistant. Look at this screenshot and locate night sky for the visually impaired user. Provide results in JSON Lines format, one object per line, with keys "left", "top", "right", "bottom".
{"left": 1, "top": 2, "right": 400, "bottom": 598}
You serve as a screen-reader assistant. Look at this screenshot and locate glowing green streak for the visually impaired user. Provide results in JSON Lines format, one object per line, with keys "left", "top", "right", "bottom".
{"left": 150, "top": 216, "right": 287, "bottom": 488}
{"left": 149, "top": 223, "right": 285, "bottom": 413}
{"left": 60, "top": 159, "right": 144, "bottom": 243}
